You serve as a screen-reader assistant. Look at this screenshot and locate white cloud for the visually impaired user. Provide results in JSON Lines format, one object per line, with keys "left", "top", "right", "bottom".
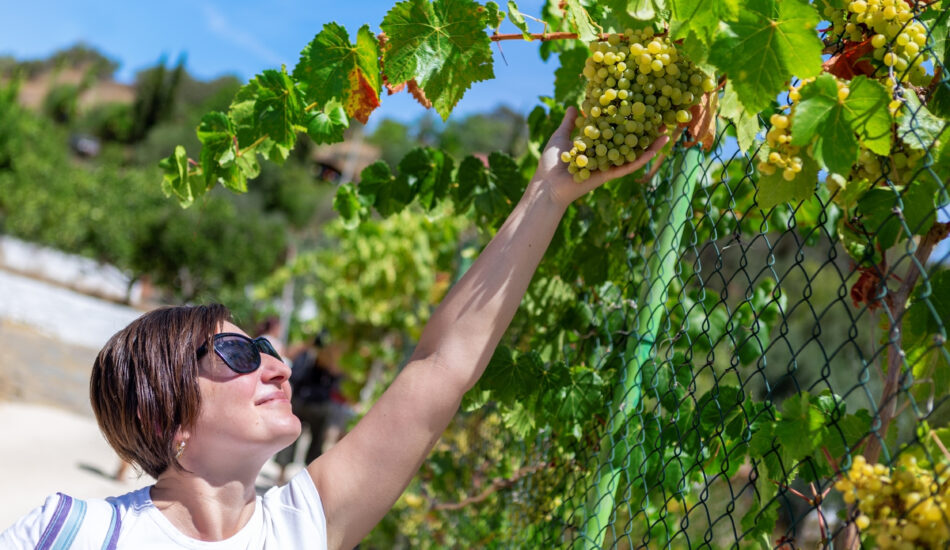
{"left": 202, "top": 4, "right": 285, "bottom": 68}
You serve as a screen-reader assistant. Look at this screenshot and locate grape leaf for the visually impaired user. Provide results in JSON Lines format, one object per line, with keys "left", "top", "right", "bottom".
{"left": 670, "top": 0, "right": 739, "bottom": 44}
{"left": 248, "top": 68, "right": 304, "bottom": 152}
{"left": 294, "top": 23, "right": 380, "bottom": 124}
{"left": 774, "top": 392, "right": 826, "bottom": 461}
{"left": 907, "top": 270, "right": 950, "bottom": 341}
{"left": 196, "top": 112, "right": 242, "bottom": 192}
{"left": 554, "top": 367, "right": 604, "bottom": 433}
{"left": 477, "top": 346, "right": 541, "bottom": 403}
{"left": 489, "top": 151, "right": 527, "bottom": 204}
{"left": 554, "top": 47, "right": 589, "bottom": 105}
{"left": 160, "top": 145, "right": 200, "bottom": 207}
{"left": 709, "top": 0, "right": 822, "bottom": 112}
{"left": 334, "top": 182, "right": 369, "bottom": 229}
{"left": 455, "top": 155, "right": 488, "bottom": 210}
{"left": 507, "top": 1, "right": 532, "bottom": 39}
{"left": 843, "top": 76, "right": 892, "bottom": 155}
{"left": 381, "top": 0, "right": 494, "bottom": 120}
{"left": 755, "top": 151, "right": 819, "bottom": 209}
{"left": 719, "top": 81, "right": 760, "bottom": 153}
{"left": 791, "top": 74, "right": 891, "bottom": 175}
{"left": 899, "top": 90, "right": 949, "bottom": 152}
{"left": 563, "top": 0, "right": 601, "bottom": 42}
{"left": 306, "top": 99, "right": 349, "bottom": 145}
{"left": 484, "top": 1, "right": 505, "bottom": 29}
{"left": 857, "top": 180, "right": 938, "bottom": 249}
{"left": 397, "top": 147, "right": 454, "bottom": 209}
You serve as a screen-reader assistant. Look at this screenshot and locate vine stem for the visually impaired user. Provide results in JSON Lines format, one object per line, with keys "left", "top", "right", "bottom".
{"left": 489, "top": 31, "right": 664, "bottom": 43}
{"left": 431, "top": 463, "right": 549, "bottom": 511}
{"left": 577, "top": 147, "right": 703, "bottom": 549}
{"left": 865, "top": 221, "right": 949, "bottom": 465}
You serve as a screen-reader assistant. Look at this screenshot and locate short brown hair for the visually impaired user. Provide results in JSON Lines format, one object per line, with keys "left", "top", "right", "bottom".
{"left": 90, "top": 304, "right": 231, "bottom": 478}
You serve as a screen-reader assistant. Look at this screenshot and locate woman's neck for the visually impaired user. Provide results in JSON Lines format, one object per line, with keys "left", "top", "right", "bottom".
{"left": 150, "top": 469, "right": 259, "bottom": 541}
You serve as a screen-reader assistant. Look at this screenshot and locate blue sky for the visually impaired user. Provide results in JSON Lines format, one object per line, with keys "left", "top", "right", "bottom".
{"left": 1, "top": 1, "right": 554, "bottom": 124}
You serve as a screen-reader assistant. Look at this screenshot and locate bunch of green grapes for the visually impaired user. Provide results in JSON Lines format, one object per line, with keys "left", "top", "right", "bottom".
{"left": 757, "top": 78, "right": 815, "bottom": 181}
{"left": 824, "top": 0, "right": 931, "bottom": 87}
{"left": 849, "top": 140, "right": 924, "bottom": 187}
{"left": 834, "top": 454, "right": 950, "bottom": 549}
{"left": 560, "top": 28, "right": 715, "bottom": 183}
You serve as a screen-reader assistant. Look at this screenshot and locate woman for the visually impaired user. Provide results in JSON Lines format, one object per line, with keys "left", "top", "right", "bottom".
{"left": 0, "top": 107, "right": 667, "bottom": 549}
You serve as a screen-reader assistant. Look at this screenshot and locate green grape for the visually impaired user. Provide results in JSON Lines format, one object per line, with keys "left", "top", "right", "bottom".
{"left": 563, "top": 30, "right": 713, "bottom": 182}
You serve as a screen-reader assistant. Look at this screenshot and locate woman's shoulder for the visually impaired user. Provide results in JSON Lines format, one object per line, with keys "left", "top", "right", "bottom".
{"left": 259, "top": 469, "right": 328, "bottom": 546}
{"left": 0, "top": 490, "right": 133, "bottom": 549}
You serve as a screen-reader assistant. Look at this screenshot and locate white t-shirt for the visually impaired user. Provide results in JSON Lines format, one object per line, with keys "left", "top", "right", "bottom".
{"left": 0, "top": 469, "right": 328, "bottom": 549}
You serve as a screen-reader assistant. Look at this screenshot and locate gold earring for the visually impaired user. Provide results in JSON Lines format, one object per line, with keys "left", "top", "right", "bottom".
{"left": 175, "top": 440, "right": 186, "bottom": 460}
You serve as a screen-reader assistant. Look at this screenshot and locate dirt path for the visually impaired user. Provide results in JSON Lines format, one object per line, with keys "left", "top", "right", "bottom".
{"left": 0, "top": 319, "right": 99, "bottom": 416}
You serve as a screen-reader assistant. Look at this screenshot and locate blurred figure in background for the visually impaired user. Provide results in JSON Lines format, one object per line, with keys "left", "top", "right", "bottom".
{"left": 254, "top": 315, "right": 286, "bottom": 361}
{"left": 274, "top": 333, "right": 351, "bottom": 485}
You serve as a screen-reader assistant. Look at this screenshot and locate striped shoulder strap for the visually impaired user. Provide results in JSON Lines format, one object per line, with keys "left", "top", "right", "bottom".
{"left": 35, "top": 494, "right": 121, "bottom": 550}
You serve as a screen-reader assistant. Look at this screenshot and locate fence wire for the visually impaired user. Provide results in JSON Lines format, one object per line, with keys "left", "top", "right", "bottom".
{"left": 389, "top": 14, "right": 950, "bottom": 550}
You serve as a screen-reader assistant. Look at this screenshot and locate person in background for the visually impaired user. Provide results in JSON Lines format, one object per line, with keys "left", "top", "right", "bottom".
{"left": 254, "top": 315, "right": 287, "bottom": 360}
{"left": 0, "top": 108, "right": 668, "bottom": 549}
{"left": 273, "top": 333, "right": 347, "bottom": 485}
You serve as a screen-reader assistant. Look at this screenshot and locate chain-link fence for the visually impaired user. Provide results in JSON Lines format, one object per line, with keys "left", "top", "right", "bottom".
{"left": 388, "top": 17, "right": 950, "bottom": 550}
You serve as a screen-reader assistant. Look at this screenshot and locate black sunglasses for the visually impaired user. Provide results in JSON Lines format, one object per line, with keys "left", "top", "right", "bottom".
{"left": 196, "top": 332, "right": 282, "bottom": 373}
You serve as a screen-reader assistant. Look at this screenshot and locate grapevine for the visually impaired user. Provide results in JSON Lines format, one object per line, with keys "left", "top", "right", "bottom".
{"left": 149, "top": 0, "right": 950, "bottom": 547}
{"left": 560, "top": 28, "right": 715, "bottom": 183}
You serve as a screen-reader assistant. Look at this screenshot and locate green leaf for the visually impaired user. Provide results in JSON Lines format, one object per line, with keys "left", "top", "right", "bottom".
{"left": 719, "top": 81, "right": 760, "bottom": 153}
{"left": 306, "top": 99, "right": 349, "bottom": 145}
{"left": 253, "top": 68, "right": 304, "bottom": 151}
{"left": 563, "top": 0, "right": 601, "bottom": 42}
{"left": 775, "top": 392, "right": 826, "bottom": 461}
{"left": 334, "top": 182, "right": 368, "bottom": 229}
{"left": 294, "top": 23, "right": 380, "bottom": 124}
{"left": 484, "top": 1, "right": 505, "bottom": 29}
{"left": 196, "top": 112, "right": 243, "bottom": 192}
{"left": 355, "top": 161, "right": 400, "bottom": 216}
{"left": 823, "top": 410, "right": 872, "bottom": 458}
{"left": 554, "top": 47, "right": 589, "bottom": 105}
{"left": 670, "top": 0, "right": 739, "bottom": 44}
{"left": 555, "top": 367, "right": 604, "bottom": 434}
{"left": 899, "top": 90, "right": 949, "bottom": 152}
{"left": 507, "top": 1, "right": 532, "bottom": 39}
{"left": 456, "top": 155, "right": 488, "bottom": 209}
{"left": 907, "top": 270, "right": 950, "bottom": 340}
{"left": 159, "top": 145, "right": 201, "bottom": 207}
{"left": 837, "top": 216, "right": 881, "bottom": 265}
{"left": 489, "top": 151, "right": 527, "bottom": 204}
{"left": 695, "top": 385, "right": 742, "bottom": 431}
{"left": 397, "top": 147, "right": 454, "bottom": 209}
{"left": 857, "top": 180, "right": 937, "bottom": 249}
{"left": 922, "top": 6, "right": 950, "bottom": 117}
{"left": 755, "top": 151, "right": 819, "bottom": 209}
{"left": 709, "top": 0, "right": 822, "bottom": 112}
{"left": 478, "top": 346, "right": 540, "bottom": 403}
{"left": 791, "top": 74, "right": 891, "bottom": 174}
{"left": 381, "top": 0, "right": 494, "bottom": 119}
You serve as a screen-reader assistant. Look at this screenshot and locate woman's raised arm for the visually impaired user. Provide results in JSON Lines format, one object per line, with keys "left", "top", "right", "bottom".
{"left": 308, "top": 107, "right": 669, "bottom": 550}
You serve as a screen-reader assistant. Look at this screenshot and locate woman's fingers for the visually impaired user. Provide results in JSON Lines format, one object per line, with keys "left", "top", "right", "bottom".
{"left": 583, "top": 132, "right": 671, "bottom": 189}
{"left": 546, "top": 106, "right": 578, "bottom": 151}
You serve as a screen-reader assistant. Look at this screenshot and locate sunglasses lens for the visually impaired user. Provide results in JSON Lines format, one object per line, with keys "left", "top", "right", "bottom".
{"left": 214, "top": 335, "right": 261, "bottom": 373}
{"left": 255, "top": 338, "right": 282, "bottom": 361}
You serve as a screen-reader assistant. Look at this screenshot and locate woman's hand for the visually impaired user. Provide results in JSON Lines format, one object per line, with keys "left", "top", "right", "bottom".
{"left": 533, "top": 106, "right": 670, "bottom": 208}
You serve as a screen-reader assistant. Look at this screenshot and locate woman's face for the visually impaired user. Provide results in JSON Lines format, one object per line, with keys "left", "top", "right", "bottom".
{"left": 185, "top": 321, "right": 301, "bottom": 468}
